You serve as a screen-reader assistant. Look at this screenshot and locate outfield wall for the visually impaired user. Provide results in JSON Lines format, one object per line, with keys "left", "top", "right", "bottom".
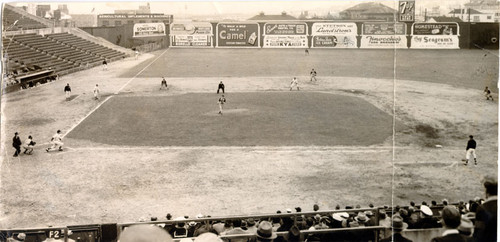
{"left": 81, "top": 21, "right": 499, "bottom": 50}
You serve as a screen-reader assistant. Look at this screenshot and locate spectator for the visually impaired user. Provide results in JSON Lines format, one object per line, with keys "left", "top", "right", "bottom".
{"left": 194, "top": 232, "right": 223, "bottom": 242}
{"left": 414, "top": 205, "right": 440, "bottom": 229}
{"left": 458, "top": 216, "right": 474, "bottom": 237}
{"left": 246, "top": 218, "right": 258, "bottom": 234}
{"left": 255, "top": 221, "right": 277, "bottom": 242}
{"left": 223, "top": 219, "right": 249, "bottom": 242}
{"left": 102, "top": 59, "right": 108, "bottom": 71}
{"left": 286, "top": 225, "right": 301, "bottom": 242}
{"left": 431, "top": 206, "right": 471, "bottom": 242}
{"left": 365, "top": 210, "right": 377, "bottom": 226}
{"left": 173, "top": 217, "right": 188, "bottom": 238}
{"left": 380, "top": 215, "right": 411, "bottom": 242}
{"left": 442, "top": 199, "right": 449, "bottom": 206}
{"left": 313, "top": 204, "right": 319, "bottom": 212}
{"left": 474, "top": 176, "right": 497, "bottom": 242}
{"left": 119, "top": 224, "right": 173, "bottom": 242}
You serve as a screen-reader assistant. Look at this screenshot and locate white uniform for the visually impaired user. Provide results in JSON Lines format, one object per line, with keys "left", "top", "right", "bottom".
{"left": 218, "top": 96, "right": 226, "bottom": 114}
{"left": 94, "top": 85, "right": 100, "bottom": 99}
{"left": 290, "top": 78, "right": 299, "bottom": 91}
{"left": 23, "top": 137, "right": 34, "bottom": 154}
{"left": 48, "top": 132, "right": 63, "bottom": 151}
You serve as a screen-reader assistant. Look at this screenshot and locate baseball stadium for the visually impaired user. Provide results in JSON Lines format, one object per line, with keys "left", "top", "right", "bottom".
{"left": 0, "top": 1, "right": 499, "bottom": 241}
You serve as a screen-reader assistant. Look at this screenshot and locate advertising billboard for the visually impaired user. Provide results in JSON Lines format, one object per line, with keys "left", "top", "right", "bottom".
{"left": 133, "top": 23, "right": 166, "bottom": 38}
{"left": 410, "top": 35, "right": 459, "bottom": 49}
{"left": 311, "top": 22, "right": 357, "bottom": 48}
{"left": 216, "top": 23, "right": 259, "bottom": 47}
{"left": 170, "top": 22, "right": 213, "bottom": 47}
{"left": 264, "top": 23, "right": 307, "bottom": 35}
{"left": 360, "top": 35, "right": 408, "bottom": 48}
{"left": 363, "top": 22, "right": 406, "bottom": 35}
{"left": 263, "top": 35, "right": 307, "bottom": 48}
{"left": 399, "top": 1, "right": 415, "bottom": 22}
{"left": 412, "top": 23, "right": 459, "bottom": 35}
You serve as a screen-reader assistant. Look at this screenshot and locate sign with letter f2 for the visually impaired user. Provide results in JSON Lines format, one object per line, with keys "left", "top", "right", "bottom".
{"left": 399, "top": 0, "right": 415, "bottom": 22}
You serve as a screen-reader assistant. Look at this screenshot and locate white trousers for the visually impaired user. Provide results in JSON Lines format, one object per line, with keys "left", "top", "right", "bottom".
{"left": 466, "top": 148, "right": 476, "bottom": 160}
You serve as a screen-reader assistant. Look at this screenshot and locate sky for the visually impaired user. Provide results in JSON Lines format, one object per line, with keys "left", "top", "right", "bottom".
{"left": 6, "top": 0, "right": 473, "bottom": 16}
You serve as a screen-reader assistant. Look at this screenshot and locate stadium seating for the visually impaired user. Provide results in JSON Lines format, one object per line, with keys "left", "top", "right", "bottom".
{"left": 46, "top": 33, "right": 126, "bottom": 61}
{"left": 2, "top": 7, "right": 48, "bottom": 31}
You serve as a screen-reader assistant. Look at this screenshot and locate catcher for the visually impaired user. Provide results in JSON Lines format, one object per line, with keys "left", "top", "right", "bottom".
{"left": 23, "top": 135, "right": 36, "bottom": 155}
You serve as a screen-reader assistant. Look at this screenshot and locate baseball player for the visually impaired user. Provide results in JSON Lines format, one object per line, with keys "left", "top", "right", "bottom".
{"left": 465, "top": 135, "right": 477, "bottom": 165}
{"left": 290, "top": 77, "right": 299, "bottom": 91}
{"left": 64, "top": 83, "right": 71, "bottom": 100}
{"left": 217, "top": 81, "right": 225, "bottom": 94}
{"left": 218, "top": 95, "right": 226, "bottom": 115}
{"left": 484, "top": 86, "right": 494, "bottom": 101}
{"left": 93, "top": 84, "right": 100, "bottom": 100}
{"left": 310, "top": 68, "right": 317, "bottom": 82}
{"left": 160, "top": 77, "right": 168, "bottom": 90}
{"left": 23, "top": 135, "right": 35, "bottom": 155}
{"left": 46, "top": 130, "right": 64, "bottom": 152}
{"left": 102, "top": 59, "right": 108, "bottom": 71}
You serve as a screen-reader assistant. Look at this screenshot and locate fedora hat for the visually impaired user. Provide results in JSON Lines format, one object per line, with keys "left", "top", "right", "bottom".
{"left": 355, "top": 212, "right": 368, "bottom": 222}
{"left": 458, "top": 216, "right": 474, "bottom": 234}
{"left": 391, "top": 215, "right": 408, "bottom": 231}
{"left": 256, "top": 221, "right": 277, "bottom": 240}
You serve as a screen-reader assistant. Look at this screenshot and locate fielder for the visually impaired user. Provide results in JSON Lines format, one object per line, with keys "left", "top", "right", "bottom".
{"left": 160, "top": 77, "right": 168, "bottom": 90}
{"left": 94, "top": 84, "right": 100, "bottom": 100}
{"left": 310, "top": 68, "right": 317, "bottom": 82}
{"left": 46, "top": 130, "right": 63, "bottom": 152}
{"left": 465, "top": 135, "right": 477, "bottom": 165}
{"left": 64, "top": 83, "right": 71, "bottom": 100}
{"left": 290, "top": 77, "right": 299, "bottom": 91}
{"left": 218, "top": 95, "right": 226, "bottom": 115}
{"left": 484, "top": 86, "right": 494, "bottom": 101}
{"left": 23, "top": 135, "right": 35, "bottom": 155}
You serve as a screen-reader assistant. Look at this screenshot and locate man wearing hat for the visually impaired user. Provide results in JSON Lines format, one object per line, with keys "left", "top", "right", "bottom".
{"left": 474, "top": 176, "right": 497, "bottom": 242}
{"left": 414, "top": 205, "right": 440, "bottom": 229}
{"left": 256, "top": 221, "right": 277, "bottom": 242}
{"left": 119, "top": 224, "right": 174, "bottom": 242}
{"left": 380, "top": 215, "right": 411, "bottom": 242}
{"left": 431, "top": 206, "right": 471, "bottom": 242}
{"left": 12, "top": 132, "right": 22, "bottom": 157}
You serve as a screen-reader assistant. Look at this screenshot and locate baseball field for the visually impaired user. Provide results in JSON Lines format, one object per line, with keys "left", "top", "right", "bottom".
{"left": 0, "top": 48, "right": 498, "bottom": 228}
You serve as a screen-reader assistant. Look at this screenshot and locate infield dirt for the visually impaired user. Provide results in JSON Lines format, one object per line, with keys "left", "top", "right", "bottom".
{"left": 0, "top": 49, "right": 497, "bottom": 228}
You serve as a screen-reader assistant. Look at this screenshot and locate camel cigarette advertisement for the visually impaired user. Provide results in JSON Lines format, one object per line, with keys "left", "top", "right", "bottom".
{"left": 216, "top": 23, "right": 260, "bottom": 47}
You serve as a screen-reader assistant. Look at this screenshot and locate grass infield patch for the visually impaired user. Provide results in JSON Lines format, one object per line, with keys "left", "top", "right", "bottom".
{"left": 66, "top": 92, "right": 393, "bottom": 146}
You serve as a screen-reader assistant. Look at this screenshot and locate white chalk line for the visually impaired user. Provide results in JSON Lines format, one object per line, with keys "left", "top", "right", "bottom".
{"left": 62, "top": 49, "right": 169, "bottom": 138}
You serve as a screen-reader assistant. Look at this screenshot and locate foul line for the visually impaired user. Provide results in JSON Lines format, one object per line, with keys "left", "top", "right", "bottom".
{"left": 114, "top": 48, "right": 169, "bottom": 94}
{"left": 63, "top": 49, "right": 169, "bottom": 138}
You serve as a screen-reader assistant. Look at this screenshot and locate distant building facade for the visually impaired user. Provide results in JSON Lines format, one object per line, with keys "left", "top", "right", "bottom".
{"left": 36, "top": 5, "right": 50, "bottom": 18}
{"left": 463, "top": 0, "right": 500, "bottom": 22}
{"left": 339, "top": 2, "right": 396, "bottom": 21}
{"left": 71, "top": 14, "right": 98, "bottom": 27}
{"left": 248, "top": 11, "right": 297, "bottom": 21}
{"left": 97, "top": 13, "right": 173, "bottom": 27}
{"left": 448, "top": 8, "right": 495, "bottom": 22}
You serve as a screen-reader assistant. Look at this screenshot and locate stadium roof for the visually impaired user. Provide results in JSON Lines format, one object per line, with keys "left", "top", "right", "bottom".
{"left": 340, "top": 2, "right": 397, "bottom": 14}
{"left": 248, "top": 12, "right": 297, "bottom": 21}
{"left": 449, "top": 8, "right": 484, "bottom": 14}
{"left": 429, "top": 16, "right": 463, "bottom": 22}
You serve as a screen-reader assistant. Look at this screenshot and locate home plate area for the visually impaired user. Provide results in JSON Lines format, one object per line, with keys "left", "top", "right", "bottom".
{"left": 65, "top": 92, "right": 394, "bottom": 147}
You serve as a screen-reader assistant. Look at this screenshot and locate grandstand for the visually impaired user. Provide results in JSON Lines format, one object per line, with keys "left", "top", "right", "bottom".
{"left": 1, "top": 4, "right": 131, "bottom": 93}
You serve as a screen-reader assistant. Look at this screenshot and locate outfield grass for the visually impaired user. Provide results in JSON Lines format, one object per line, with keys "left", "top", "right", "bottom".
{"left": 66, "top": 92, "right": 393, "bottom": 146}
{"left": 121, "top": 48, "right": 498, "bottom": 91}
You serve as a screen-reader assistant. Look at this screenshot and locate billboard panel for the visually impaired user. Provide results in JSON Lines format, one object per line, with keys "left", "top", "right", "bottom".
{"left": 311, "top": 23, "right": 357, "bottom": 36}
{"left": 170, "top": 22, "right": 213, "bottom": 47}
{"left": 312, "top": 36, "right": 357, "bottom": 48}
{"left": 263, "top": 35, "right": 307, "bottom": 48}
{"left": 360, "top": 35, "right": 408, "bottom": 48}
{"left": 399, "top": 1, "right": 415, "bottom": 22}
{"left": 133, "top": 23, "right": 166, "bottom": 37}
{"left": 363, "top": 22, "right": 406, "bottom": 35}
{"left": 412, "top": 23, "right": 459, "bottom": 35}
{"left": 217, "top": 23, "right": 259, "bottom": 47}
{"left": 172, "top": 35, "right": 210, "bottom": 46}
{"left": 410, "top": 35, "right": 459, "bottom": 49}
{"left": 264, "top": 23, "right": 307, "bottom": 35}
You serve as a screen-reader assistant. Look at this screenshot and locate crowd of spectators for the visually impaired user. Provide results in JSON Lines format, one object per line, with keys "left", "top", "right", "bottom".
{"left": 3, "top": 177, "right": 496, "bottom": 242}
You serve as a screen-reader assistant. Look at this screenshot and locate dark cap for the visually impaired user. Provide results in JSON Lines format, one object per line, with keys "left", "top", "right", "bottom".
{"left": 441, "top": 206, "right": 461, "bottom": 228}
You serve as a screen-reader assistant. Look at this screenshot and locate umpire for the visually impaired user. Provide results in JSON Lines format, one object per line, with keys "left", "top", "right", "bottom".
{"left": 217, "top": 81, "right": 225, "bottom": 94}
